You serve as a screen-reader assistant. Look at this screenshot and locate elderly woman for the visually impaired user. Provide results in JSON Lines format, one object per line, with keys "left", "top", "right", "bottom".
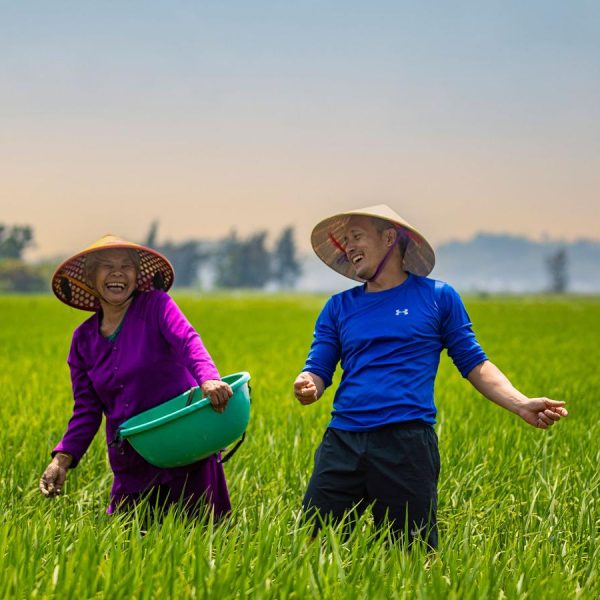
{"left": 39, "top": 235, "right": 232, "bottom": 518}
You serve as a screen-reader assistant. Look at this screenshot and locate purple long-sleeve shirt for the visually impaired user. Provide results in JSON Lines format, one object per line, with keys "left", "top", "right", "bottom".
{"left": 53, "top": 290, "right": 230, "bottom": 514}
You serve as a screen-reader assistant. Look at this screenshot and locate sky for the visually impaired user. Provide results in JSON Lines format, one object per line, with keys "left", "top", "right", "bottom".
{"left": 1, "top": 1, "right": 599, "bottom": 260}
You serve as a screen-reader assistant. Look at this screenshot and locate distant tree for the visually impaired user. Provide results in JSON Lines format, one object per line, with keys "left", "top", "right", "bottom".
{"left": 214, "top": 230, "right": 271, "bottom": 289}
{"left": 159, "top": 240, "right": 205, "bottom": 288}
{"left": 0, "top": 225, "right": 34, "bottom": 259}
{"left": 213, "top": 231, "right": 245, "bottom": 289}
{"left": 272, "top": 226, "right": 302, "bottom": 288}
{"left": 142, "top": 222, "right": 208, "bottom": 288}
{"left": 242, "top": 231, "right": 271, "bottom": 288}
{"left": 546, "top": 247, "right": 569, "bottom": 293}
{"left": 144, "top": 220, "right": 159, "bottom": 249}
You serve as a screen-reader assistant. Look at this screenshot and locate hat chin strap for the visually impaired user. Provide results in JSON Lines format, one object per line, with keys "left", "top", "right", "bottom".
{"left": 60, "top": 274, "right": 100, "bottom": 299}
{"left": 367, "top": 235, "right": 401, "bottom": 283}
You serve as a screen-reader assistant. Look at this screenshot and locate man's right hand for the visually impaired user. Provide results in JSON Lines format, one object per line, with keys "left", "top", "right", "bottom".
{"left": 294, "top": 372, "right": 323, "bottom": 405}
{"left": 39, "top": 452, "right": 73, "bottom": 497}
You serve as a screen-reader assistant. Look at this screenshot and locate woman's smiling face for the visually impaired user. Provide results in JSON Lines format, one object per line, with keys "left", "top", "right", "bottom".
{"left": 90, "top": 249, "right": 139, "bottom": 306}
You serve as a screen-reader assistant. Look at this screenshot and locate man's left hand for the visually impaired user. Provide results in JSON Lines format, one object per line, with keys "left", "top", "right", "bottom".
{"left": 517, "top": 398, "right": 568, "bottom": 429}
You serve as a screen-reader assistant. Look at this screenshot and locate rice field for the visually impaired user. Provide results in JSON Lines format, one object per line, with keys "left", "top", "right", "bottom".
{"left": 0, "top": 293, "right": 598, "bottom": 599}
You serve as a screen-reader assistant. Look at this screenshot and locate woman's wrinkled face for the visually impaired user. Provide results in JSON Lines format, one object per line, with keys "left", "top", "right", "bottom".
{"left": 91, "top": 249, "right": 138, "bottom": 306}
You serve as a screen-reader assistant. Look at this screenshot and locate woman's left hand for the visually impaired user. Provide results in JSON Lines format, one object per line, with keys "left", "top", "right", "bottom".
{"left": 202, "top": 379, "right": 233, "bottom": 413}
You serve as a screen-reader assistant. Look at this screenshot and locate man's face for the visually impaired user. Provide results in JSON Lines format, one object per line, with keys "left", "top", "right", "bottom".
{"left": 92, "top": 249, "right": 138, "bottom": 306}
{"left": 341, "top": 215, "right": 391, "bottom": 280}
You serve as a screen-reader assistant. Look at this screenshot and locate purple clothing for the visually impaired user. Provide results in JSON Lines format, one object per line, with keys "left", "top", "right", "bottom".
{"left": 53, "top": 290, "right": 231, "bottom": 516}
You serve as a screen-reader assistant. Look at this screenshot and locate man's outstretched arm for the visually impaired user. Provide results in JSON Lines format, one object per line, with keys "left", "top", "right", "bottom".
{"left": 467, "top": 360, "right": 568, "bottom": 429}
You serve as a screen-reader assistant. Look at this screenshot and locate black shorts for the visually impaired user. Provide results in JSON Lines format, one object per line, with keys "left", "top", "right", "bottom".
{"left": 303, "top": 421, "right": 440, "bottom": 548}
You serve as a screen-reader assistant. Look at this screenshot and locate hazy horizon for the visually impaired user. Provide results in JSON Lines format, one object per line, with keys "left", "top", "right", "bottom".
{"left": 2, "top": 1, "right": 599, "bottom": 260}
{"left": 12, "top": 222, "right": 600, "bottom": 264}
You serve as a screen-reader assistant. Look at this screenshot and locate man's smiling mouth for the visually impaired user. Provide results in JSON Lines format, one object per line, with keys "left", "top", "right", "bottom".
{"left": 106, "top": 282, "right": 126, "bottom": 291}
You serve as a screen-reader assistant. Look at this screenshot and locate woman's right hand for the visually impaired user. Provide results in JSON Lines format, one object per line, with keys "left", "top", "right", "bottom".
{"left": 39, "top": 452, "right": 73, "bottom": 497}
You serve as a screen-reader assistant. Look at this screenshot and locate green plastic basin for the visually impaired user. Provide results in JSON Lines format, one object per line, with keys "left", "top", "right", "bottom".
{"left": 118, "top": 371, "right": 251, "bottom": 468}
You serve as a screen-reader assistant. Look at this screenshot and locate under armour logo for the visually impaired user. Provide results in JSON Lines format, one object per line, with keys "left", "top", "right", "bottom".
{"left": 395, "top": 308, "right": 409, "bottom": 316}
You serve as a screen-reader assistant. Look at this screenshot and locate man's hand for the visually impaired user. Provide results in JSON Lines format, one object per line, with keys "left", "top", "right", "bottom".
{"left": 468, "top": 361, "right": 568, "bottom": 430}
{"left": 202, "top": 379, "right": 233, "bottom": 413}
{"left": 39, "top": 452, "right": 73, "bottom": 497}
{"left": 516, "top": 397, "right": 568, "bottom": 429}
{"left": 294, "top": 372, "right": 324, "bottom": 405}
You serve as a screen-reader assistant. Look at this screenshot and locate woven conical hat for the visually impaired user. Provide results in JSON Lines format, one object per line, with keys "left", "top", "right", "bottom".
{"left": 52, "top": 235, "right": 174, "bottom": 311}
{"left": 311, "top": 204, "right": 435, "bottom": 281}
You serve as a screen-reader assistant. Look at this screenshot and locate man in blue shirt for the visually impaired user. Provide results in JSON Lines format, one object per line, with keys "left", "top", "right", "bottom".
{"left": 294, "top": 205, "right": 568, "bottom": 548}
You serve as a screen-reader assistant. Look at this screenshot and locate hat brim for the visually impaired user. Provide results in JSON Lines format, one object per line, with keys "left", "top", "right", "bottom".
{"left": 52, "top": 238, "right": 175, "bottom": 311}
{"left": 311, "top": 205, "right": 435, "bottom": 281}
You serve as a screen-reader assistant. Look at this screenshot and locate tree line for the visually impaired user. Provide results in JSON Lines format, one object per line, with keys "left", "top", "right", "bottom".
{"left": 0, "top": 221, "right": 571, "bottom": 294}
{"left": 144, "top": 221, "right": 302, "bottom": 289}
{"left": 0, "top": 222, "right": 303, "bottom": 292}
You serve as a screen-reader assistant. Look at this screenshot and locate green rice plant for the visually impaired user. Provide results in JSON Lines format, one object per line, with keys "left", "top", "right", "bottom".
{"left": 0, "top": 295, "right": 598, "bottom": 598}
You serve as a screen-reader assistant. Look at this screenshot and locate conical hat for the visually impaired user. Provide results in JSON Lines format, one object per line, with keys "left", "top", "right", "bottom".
{"left": 311, "top": 204, "right": 435, "bottom": 280}
{"left": 52, "top": 235, "right": 175, "bottom": 311}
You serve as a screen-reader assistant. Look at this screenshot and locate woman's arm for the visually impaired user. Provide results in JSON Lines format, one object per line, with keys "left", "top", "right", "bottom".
{"left": 156, "top": 292, "right": 231, "bottom": 411}
{"left": 40, "top": 350, "right": 104, "bottom": 497}
{"left": 51, "top": 360, "right": 104, "bottom": 465}
{"left": 156, "top": 292, "right": 220, "bottom": 383}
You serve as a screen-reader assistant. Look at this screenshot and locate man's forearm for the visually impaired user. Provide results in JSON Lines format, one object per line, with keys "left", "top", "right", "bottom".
{"left": 305, "top": 371, "right": 326, "bottom": 399}
{"left": 467, "top": 360, "right": 528, "bottom": 415}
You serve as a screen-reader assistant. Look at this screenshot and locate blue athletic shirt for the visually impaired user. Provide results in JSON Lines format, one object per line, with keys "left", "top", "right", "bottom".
{"left": 303, "top": 273, "right": 487, "bottom": 430}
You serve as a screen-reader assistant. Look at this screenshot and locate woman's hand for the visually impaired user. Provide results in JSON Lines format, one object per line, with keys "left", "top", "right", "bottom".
{"left": 39, "top": 452, "right": 73, "bottom": 497}
{"left": 202, "top": 379, "right": 233, "bottom": 413}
